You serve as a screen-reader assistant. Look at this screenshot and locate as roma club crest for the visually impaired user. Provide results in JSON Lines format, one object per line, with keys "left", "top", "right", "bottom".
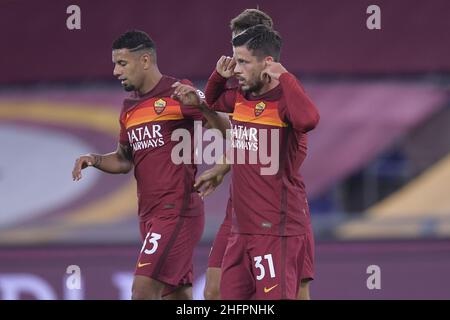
{"left": 154, "top": 99, "right": 167, "bottom": 114}
{"left": 254, "top": 101, "right": 266, "bottom": 116}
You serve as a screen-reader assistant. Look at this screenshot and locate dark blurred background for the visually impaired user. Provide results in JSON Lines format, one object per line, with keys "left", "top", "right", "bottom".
{"left": 0, "top": 0, "right": 449, "bottom": 299}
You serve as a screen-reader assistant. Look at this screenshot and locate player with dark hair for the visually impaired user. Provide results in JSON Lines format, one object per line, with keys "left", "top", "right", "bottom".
{"left": 200, "top": 10, "right": 316, "bottom": 300}
{"left": 196, "top": 25, "right": 319, "bottom": 299}
{"left": 202, "top": 10, "right": 273, "bottom": 301}
{"left": 72, "top": 30, "right": 227, "bottom": 300}
{"left": 229, "top": 8, "right": 273, "bottom": 33}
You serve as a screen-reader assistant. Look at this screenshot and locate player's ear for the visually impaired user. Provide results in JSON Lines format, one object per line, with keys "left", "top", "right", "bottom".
{"left": 141, "top": 53, "right": 152, "bottom": 70}
{"left": 265, "top": 56, "right": 274, "bottom": 63}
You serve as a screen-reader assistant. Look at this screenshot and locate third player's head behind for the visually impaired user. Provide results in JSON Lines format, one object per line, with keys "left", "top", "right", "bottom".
{"left": 112, "top": 30, "right": 158, "bottom": 93}
{"left": 232, "top": 25, "right": 282, "bottom": 95}
{"left": 230, "top": 8, "right": 273, "bottom": 37}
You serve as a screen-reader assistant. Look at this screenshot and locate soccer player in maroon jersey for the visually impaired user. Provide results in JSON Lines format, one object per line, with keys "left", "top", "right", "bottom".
{"left": 71, "top": 30, "right": 227, "bottom": 300}
{"left": 196, "top": 25, "right": 319, "bottom": 299}
{"left": 198, "top": 9, "right": 316, "bottom": 300}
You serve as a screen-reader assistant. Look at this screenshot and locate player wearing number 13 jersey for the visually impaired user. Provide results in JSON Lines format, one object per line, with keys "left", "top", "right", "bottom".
{"left": 204, "top": 25, "right": 319, "bottom": 299}
{"left": 72, "top": 31, "right": 227, "bottom": 300}
{"left": 127, "top": 73, "right": 206, "bottom": 299}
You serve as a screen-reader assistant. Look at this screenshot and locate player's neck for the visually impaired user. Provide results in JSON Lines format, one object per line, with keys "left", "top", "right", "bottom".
{"left": 251, "top": 79, "right": 279, "bottom": 97}
{"left": 138, "top": 68, "right": 163, "bottom": 96}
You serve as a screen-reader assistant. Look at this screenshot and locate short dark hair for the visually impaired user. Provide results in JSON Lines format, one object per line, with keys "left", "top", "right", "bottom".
{"left": 230, "top": 9, "right": 273, "bottom": 34}
{"left": 112, "top": 30, "right": 156, "bottom": 53}
{"left": 232, "top": 25, "right": 282, "bottom": 62}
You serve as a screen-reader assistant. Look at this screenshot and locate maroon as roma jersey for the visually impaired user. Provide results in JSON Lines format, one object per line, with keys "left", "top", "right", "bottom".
{"left": 119, "top": 75, "right": 204, "bottom": 221}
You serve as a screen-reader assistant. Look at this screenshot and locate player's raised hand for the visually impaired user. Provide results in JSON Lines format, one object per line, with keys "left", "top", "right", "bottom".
{"left": 261, "top": 61, "right": 288, "bottom": 82}
{"left": 72, "top": 154, "right": 95, "bottom": 181}
{"left": 194, "top": 164, "right": 229, "bottom": 198}
{"left": 216, "top": 56, "right": 236, "bottom": 79}
{"left": 171, "top": 82, "right": 203, "bottom": 106}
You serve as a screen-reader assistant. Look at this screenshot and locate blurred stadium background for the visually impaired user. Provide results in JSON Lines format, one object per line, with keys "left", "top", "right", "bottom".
{"left": 1, "top": 0, "right": 449, "bottom": 299}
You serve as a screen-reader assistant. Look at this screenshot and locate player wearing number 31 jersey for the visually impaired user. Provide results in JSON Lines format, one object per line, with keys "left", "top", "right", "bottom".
{"left": 204, "top": 25, "right": 319, "bottom": 299}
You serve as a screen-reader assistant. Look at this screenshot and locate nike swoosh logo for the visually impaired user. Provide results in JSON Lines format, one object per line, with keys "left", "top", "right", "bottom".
{"left": 137, "top": 262, "right": 152, "bottom": 268}
{"left": 264, "top": 284, "right": 279, "bottom": 294}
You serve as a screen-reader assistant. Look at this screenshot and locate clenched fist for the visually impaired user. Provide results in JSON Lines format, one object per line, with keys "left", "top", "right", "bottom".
{"left": 171, "top": 82, "right": 204, "bottom": 107}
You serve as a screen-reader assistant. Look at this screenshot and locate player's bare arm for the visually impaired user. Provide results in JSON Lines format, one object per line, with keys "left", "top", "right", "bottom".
{"left": 72, "top": 143, "right": 133, "bottom": 181}
{"left": 171, "top": 82, "right": 231, "bottom": 137}
{"left": 194, "top": 161, "right": 230, "bottom": 198}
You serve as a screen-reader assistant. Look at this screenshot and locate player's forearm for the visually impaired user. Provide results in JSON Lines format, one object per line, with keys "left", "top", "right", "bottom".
{"left": 217, "top": 162, "right": 231, "bottom": 176}
{"left": 204, "top": 70, "right": 227, "bottom": 107}
{"left": 200, "top": 103, "right": 231, "bottom": 138}
{"left": 89, "top": 152, "right": 133, "bottom": 174}
{"left": 279, "top": 73, "right": 320, "bottom": 132}
{"left": 214, "top": 154, "right": 232, "bottom": 177}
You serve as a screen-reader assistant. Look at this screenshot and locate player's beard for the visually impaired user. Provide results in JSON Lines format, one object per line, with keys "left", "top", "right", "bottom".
{"left": 123, "top": 84, "right": 136, "bottom": 92}
{"left": 244, "top": 79, "right": 264, "bottom": 95}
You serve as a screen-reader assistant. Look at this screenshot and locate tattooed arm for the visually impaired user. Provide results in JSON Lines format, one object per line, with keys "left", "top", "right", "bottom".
{"left": 72, "top": 143, "right": 133, "bottom": 181}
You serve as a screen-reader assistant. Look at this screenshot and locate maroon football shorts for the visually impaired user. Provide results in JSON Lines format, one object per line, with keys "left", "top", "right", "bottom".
{"left": 135, "top": 211, "right": 204, "bottom": 291}
{"left": 220, "top": 232, "right": 307, "bottom": 300}
{"left": 208, "top": 199, "right": 314, "bottom": 283}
